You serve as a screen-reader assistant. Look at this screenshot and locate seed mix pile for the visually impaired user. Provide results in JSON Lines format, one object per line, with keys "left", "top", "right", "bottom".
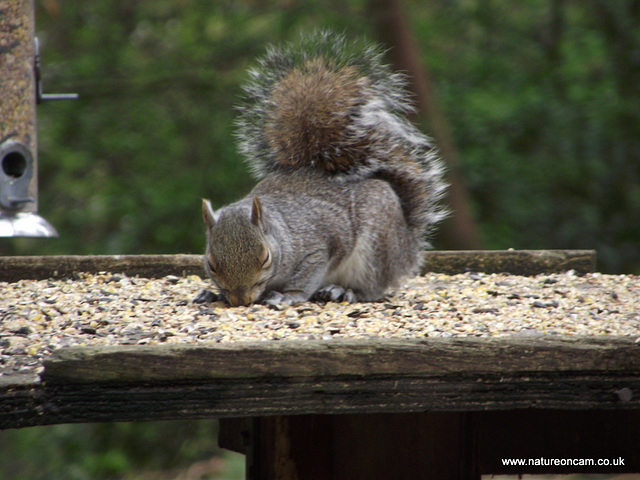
{"left": 1, "top": 271, "right": 639, "bottom": 380}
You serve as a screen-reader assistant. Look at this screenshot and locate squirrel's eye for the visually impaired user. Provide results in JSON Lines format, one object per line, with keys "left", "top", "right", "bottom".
{"left": 261, "top": 249, "right": 272, "bottom": 269}
{"left": 207, "top": 260, "right": 216, "bottom": 274}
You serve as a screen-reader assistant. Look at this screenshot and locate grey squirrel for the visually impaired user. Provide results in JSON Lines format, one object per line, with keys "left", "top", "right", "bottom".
{"left": 201, "top": 31, "right": 447, "bottom": 307}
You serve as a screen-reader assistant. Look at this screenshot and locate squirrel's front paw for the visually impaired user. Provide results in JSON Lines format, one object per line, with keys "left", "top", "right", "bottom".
{"left": 193, "top": 289, "right": 222, "bottom": 304}
{"left": 312, "top": 285, "right": 356, "bottom": 303}
{"left": 262, "top": 291, "right": 307, "bottom": 308}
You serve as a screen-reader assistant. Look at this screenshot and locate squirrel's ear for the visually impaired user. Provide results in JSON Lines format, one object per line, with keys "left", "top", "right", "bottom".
{"left": 251, "top": 195, "right": 265, "bottom": 229}
{"left": 202, "top": 199, "right": 217, "bottom": 228}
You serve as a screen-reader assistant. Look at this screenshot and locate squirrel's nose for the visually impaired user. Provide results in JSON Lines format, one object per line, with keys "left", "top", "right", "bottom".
{"left": 227, "top": 288, "right": 255, "bottom": 307}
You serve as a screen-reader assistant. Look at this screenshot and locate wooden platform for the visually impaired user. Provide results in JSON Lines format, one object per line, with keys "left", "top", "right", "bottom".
{"left": 2, "top": 336, "right": 638, "bottom": 478}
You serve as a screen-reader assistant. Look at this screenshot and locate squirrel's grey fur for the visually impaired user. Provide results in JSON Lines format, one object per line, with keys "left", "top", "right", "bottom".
{"left": 202, "top": 31, "right": 447, "bottom": 307}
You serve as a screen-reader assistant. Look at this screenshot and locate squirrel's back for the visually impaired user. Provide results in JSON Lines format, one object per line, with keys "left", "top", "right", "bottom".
{"left": 236, "top": 30, "right": 447, "bottom": 245}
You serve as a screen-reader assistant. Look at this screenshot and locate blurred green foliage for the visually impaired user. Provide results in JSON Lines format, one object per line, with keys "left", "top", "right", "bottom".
{"left": 0, "top": 420, "right": 245, "bottom": 479}
{"left": 414, "top": 0, "right": 640, "bottom": 273}
{"left": 2, "top": 0, "right": 637, "bottom": 273}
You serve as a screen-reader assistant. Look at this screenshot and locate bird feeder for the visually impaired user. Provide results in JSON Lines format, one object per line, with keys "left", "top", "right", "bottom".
{"left": 0, "top": 0, "right": 76, "bottom": 237}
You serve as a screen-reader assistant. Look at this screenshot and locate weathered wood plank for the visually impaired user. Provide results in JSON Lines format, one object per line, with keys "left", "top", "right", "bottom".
{"left": 4, "top": 369, "right": 640, "bottom": 430}
{"left": 0, "top": 254, "right": 203, "bottom": 282}
{"left": 421, "top": 249, "right": 595, "bottom": 275}
{"left": 41, "top": 336, "right": 639, "bottom": 384}
{"left": 0, "top": 249, "right": 595, "bottom": 282}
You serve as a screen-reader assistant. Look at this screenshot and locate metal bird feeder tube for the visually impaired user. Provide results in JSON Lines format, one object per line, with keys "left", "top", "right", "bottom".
{"left": 0, "top": 0, "right": 76, "bottom": 237}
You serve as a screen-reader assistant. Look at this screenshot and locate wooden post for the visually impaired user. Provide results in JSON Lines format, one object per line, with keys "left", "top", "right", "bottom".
{"left": 249, "top": 416, "right": 334, "bottom": 480}
{"left": 246, "top": 413, "right": 478, "bottom": 480}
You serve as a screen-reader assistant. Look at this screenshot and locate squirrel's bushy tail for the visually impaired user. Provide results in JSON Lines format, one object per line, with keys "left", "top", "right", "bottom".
{"left": 236, "top": 30, "right": 448, "bottom": 241}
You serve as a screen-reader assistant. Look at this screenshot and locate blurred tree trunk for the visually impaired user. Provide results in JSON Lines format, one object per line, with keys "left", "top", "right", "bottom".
{"left": 589, "top": 0, "right": 640, "bottom": 269}
{"left": 368, "top": 0, "right": 484, "bottom": 250}
{"left": 539, "top": 0, "right": 566, "bottom": 95}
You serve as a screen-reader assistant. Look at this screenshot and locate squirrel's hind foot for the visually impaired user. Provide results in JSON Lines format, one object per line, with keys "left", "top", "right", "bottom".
{"left": 312, "top": 285, "right": 356, "bottom": 304}
{"left": 262, "top": 286, "right": 356, "bottom": 308}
